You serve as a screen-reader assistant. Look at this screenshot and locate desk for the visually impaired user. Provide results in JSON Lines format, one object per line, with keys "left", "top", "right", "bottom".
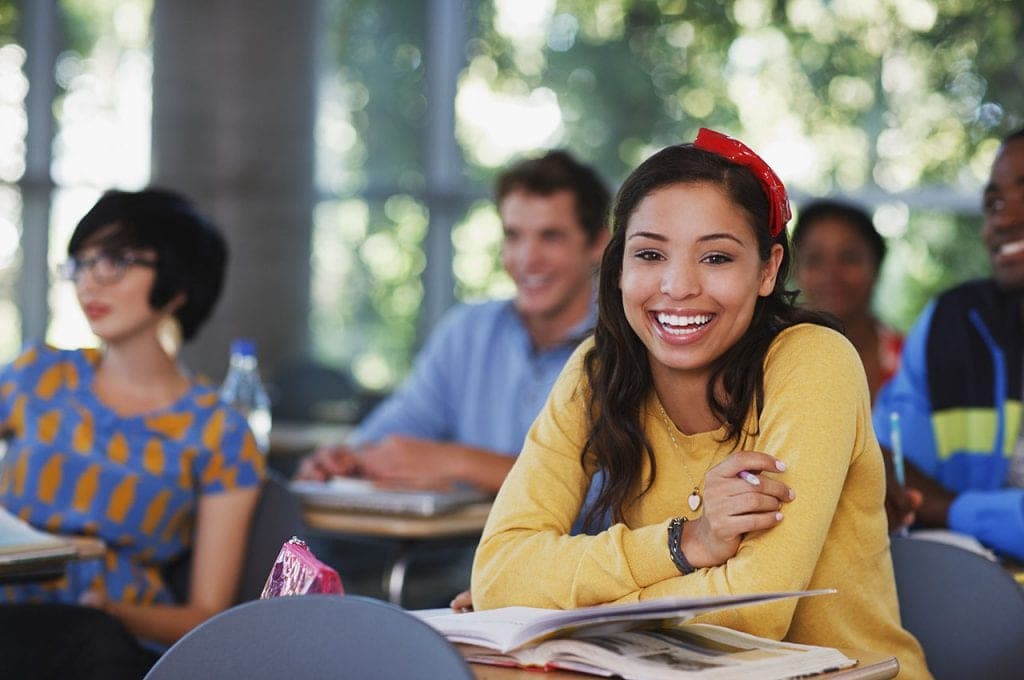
{"left": 464, "top": 647, "right": 899, "bottom": 679}
{"left": 302, "top": 501, "right": 492, "bottom": 605}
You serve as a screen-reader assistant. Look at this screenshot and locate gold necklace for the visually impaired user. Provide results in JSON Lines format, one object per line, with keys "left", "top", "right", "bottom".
{"left": 656, "top": 400, "right": 713, "bottom": 512}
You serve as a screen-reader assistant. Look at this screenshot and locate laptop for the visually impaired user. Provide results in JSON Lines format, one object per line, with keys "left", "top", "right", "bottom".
{"left": 290, "top": 477, "right": 492, "bottom": 517}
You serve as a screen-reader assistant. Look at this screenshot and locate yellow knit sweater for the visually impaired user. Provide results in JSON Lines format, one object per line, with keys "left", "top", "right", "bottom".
{"left": 472, "top": 324, "right": 930, "bottom": 679}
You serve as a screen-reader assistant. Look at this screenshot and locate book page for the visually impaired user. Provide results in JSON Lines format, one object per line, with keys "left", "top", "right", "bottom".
{"left": 470, "top": 623, "right": 856, "bottom": 680}
{"left": 0, "top": 505, "right": 75, "bottom": 560}
{"left": 419, "top": 589, "right": 836, "bottom": 652}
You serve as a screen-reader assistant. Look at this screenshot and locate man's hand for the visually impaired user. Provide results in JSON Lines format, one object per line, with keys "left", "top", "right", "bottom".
{"left": 294, "top": 445, "right": 361, "bottom": 481}
{"left": 359, "top": 435, "right": 461, "bottom": 491}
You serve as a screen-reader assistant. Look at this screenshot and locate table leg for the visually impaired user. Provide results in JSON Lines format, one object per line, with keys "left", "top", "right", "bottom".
{"left": 383, "top": 544, "right": 413, "bottom": 605}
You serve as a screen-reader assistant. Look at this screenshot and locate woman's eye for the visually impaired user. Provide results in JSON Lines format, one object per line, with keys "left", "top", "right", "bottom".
{"left": 634, "top": 249, "right": 662, "bottom": 261}
{"left": 703, "top": 253, "right": 731, "bottom": 265}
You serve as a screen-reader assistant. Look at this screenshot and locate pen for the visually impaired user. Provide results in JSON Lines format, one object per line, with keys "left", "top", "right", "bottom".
{"left": 889, "top": 411, "right": 906, "bottom": 488}
{"left": 738, "top": 470, "right": 760, "bottom": 486}
{"left": 889, "top": 411, "right": 910, "bottom": 537}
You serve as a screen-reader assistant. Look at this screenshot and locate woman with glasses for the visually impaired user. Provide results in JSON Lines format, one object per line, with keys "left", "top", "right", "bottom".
{"left": 471, "top": 131, "right": 929, "bottom": 677}
{"left": 0, "top": 189, "right": 264, "bottom": 678}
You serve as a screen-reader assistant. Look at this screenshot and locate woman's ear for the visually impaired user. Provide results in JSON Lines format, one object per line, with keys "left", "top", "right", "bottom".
{"left": 163, "top": 292, "right": 187, "bottom": 314}
{"left": 758, "top": 243, "right": 785, "bottom": 297}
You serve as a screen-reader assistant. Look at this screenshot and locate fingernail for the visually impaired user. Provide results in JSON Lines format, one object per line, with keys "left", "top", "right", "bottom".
{"left": 788, "top": 489, "right": 795, "bottom": 500}
{"left": 775, "top": 512, "right": 784, "bottom": 521}
{"left": 775, "top": 460, "right": 787, "bottom": 471}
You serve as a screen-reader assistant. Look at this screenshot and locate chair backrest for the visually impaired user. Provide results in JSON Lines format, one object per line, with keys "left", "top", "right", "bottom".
{"left": 145, "top": 594, "right": 475, "bottom": 680}
{"left": 890, "top": 535, "right": 1024, "bottom": 679}
{"left": 164, "top": 470, "right": 303, "bottom": 603}
{"left": 236, "top": 469, "right": 304, "bottom": 601}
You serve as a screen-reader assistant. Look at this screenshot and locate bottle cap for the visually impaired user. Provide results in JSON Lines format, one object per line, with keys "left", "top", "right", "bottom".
{"left": 230, "top": 338, "right": 257, "bottom": 357}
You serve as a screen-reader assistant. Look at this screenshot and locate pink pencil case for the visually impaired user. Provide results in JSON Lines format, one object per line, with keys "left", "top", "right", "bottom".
{"left": 260, "top": 536, "right": 344, "bottom": 598}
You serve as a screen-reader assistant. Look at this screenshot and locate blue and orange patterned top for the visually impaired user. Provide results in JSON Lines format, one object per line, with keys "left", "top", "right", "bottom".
{"left": 0, "top": 344, "right": 265, "bottom": 605}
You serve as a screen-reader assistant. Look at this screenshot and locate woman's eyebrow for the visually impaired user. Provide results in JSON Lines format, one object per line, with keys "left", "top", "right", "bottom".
{"left": 626, "top": 230, "right": 667, "bottom": 242}
{"left": 626, "top": 230, "right": 746, "bottom": 246}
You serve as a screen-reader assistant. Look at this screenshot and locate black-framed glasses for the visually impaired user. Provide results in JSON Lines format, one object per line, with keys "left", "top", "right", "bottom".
{"left": 58, "top": 253, "right": 158, "bottom": 285}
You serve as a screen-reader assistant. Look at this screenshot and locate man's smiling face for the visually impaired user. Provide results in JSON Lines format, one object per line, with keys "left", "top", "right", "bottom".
{"left": 982, "top": 136, "right": 1024, "bottom": 292}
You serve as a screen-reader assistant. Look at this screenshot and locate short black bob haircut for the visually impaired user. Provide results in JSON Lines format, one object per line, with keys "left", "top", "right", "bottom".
{"left": 792, "top": 198, "right": 886, "bottom": 270}
{"left": 67, "top": 188, "right": 227, "bottom": 342}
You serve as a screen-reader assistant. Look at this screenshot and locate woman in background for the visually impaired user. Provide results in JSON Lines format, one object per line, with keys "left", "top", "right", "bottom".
{"left": 792, "top": 199, "right": 901, "bottom": 402}
{"left": 0, "top": 189, "right": 264, "bottom": 678}
{"left": 471, "top": 131, "right": 929, "bottom": 677}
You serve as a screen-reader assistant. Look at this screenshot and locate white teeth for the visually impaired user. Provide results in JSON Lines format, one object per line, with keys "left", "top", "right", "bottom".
{"left": 656, "top": 312, "right": 712, "bottom": 328}
{"left": 999, "top": 240, "right": 1024, "bottom": 256}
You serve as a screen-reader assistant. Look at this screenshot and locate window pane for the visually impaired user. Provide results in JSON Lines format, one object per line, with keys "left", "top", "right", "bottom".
{"left": 313, "top": 0, "right": 431, "bottom": 390}
{"left": 47, "top": 186, "right": 104, "bottom": 351}
{"left": 0, "top": 5, "right": 23, "bottom": 362}
{"left": 0, "top": 184, "right": 21, "bottom": 360}
{"left": 46, "top": 0, "right": 152, "bottom": 347}
{"left": 52, "top": 0, "right": 151, "bottom": 190}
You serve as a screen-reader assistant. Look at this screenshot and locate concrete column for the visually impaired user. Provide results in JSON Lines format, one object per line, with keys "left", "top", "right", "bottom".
{"left": 18, "top": 0, "right": 59, "bottom": 344}
{"left": 151, "top": 0, "right": 318, "bottom": 381}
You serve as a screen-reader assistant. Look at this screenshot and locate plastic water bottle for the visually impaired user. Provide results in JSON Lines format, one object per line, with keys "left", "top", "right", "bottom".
{"left": 220, "top": 338, "right": 272, "bottom": 454}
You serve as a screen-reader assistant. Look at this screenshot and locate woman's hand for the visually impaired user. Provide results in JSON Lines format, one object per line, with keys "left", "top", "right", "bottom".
{"left": 450, "top": 589, "right": 474, "bottom": 613}
{"left": 683, "top": 451, "right": 794, "bottom": 568}
{"left": 78, "top": 589, "right": 108, "bottom": 612}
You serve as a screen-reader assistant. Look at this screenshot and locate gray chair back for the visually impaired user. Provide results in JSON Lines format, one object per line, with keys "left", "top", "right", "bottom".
{"left": 236, "top": 470, "right": 303, "bottom": 601}
{"left": 890, "top": 535, "right": 1024, "bottom": 679}
{"left": 144, "top": 594, "right": 474, "bottom": 680}
{"left": 163, "top": 470, "right": 303, "bottom": 603}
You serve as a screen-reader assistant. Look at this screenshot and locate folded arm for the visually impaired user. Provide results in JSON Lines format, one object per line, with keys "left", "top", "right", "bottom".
{"left": 472, "top": 329, "right": 864, "bottom": 639}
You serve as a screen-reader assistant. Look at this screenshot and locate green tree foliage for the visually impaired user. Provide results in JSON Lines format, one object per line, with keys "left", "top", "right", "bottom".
{"left": 460, "top": 0, "right": 1022, "bottom": 331}
{"left": 0, "top": 1, "right": 16, "bottom": 44}
{"left": 314, "top": 1, "right": 429, "bottom": 390}
{"left": 316, "top": 0, "right": 1021, "bottom": 389}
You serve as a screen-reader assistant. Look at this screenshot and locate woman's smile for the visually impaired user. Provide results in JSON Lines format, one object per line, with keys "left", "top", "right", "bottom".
{"left": 650, "top": 310, "right": 716, "bottom": 341}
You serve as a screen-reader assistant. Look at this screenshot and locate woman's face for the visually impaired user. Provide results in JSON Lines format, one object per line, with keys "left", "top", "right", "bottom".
{"left": 72, "top": 242, "right": 164, "bottom": 346}
{"left": 794, "top": 217, "right": 878, "bottom": 321}
{"left": 619, "top": 182, "right": 782, "bottom": 386}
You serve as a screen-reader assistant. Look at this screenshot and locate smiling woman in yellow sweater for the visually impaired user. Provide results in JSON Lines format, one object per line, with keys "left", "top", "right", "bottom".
{"left": 471, "top": 130, "right": 930, "bottom": 678}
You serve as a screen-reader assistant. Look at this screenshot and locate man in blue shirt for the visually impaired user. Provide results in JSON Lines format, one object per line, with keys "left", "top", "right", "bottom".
{"left": 876, "top": 129, "right": 1024, "bottom": 558}
{"left": 297, "top": 150, "right": 610, "bottom": 495}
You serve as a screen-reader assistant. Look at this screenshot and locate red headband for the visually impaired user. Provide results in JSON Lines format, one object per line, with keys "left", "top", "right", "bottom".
{"left": 693, "top": 128, "right": 791, "bottom": 238}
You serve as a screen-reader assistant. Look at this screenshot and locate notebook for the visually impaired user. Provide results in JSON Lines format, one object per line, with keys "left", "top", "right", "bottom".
{"left": 290, "top": 477, "right": 491, "bottom": 517}
{"left": 1, "top": 506, "right": 79, "bottom": 579}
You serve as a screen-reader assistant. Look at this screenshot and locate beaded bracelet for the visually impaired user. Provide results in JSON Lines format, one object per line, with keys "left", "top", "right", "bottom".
{"left": 667, "top": 516, "right": 695, "bottom": 575}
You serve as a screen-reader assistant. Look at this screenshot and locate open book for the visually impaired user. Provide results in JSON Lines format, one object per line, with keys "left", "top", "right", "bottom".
{"left": 0, "top": 505, "right": 78, "bottom": 579}
{"left": 416, "top": 591, "right": 856, "bottom": 679}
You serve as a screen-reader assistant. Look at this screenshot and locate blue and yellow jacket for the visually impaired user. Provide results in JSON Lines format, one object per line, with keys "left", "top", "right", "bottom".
{"left": 873, "top": 279, "right": 1024, "bottom": 558}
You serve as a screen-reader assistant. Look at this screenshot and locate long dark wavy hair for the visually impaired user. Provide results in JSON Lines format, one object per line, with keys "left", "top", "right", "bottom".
{"left": 580, "top": 144, "right": 838, "bottom": 530}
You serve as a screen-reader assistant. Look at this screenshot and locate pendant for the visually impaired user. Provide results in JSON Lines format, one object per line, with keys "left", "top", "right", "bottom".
{"left": 687, "top": 489, "right": 701, "bottom": 512}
